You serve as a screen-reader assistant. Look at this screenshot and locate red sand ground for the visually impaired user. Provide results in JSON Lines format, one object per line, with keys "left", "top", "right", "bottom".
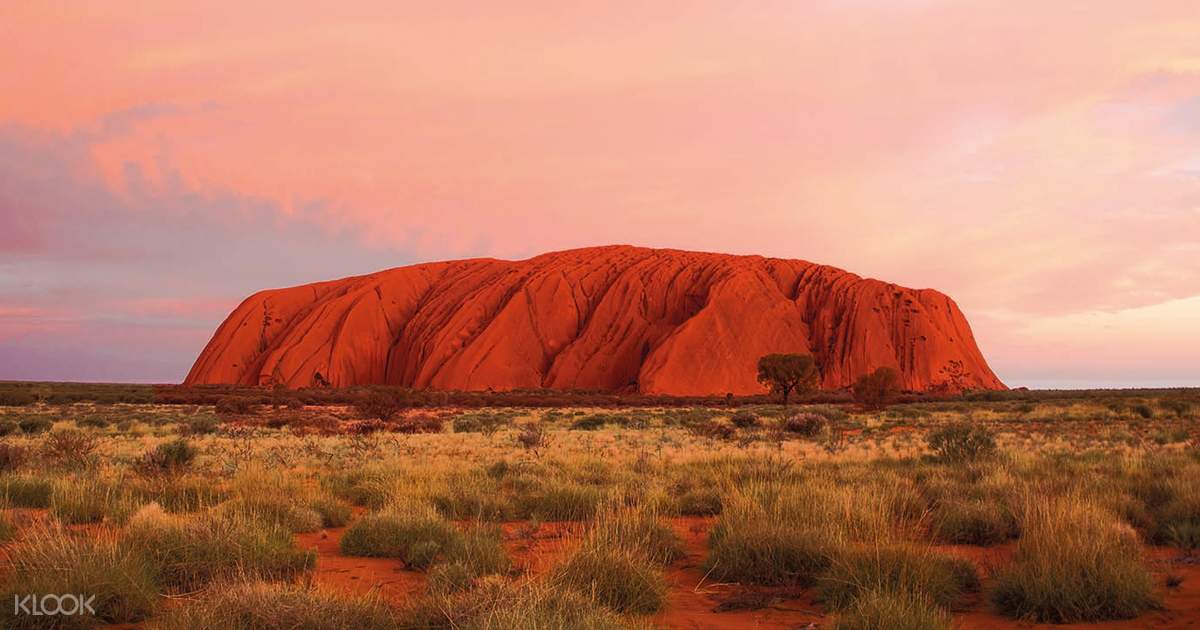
{"left": 186, "top": 245, "right": 1004, "bottom": 394}
{"left": 4, "top": 508, "right": 1190, "bottom": 627}
{"left": 294, "top": 516, "right": 1200, "bottom": 628}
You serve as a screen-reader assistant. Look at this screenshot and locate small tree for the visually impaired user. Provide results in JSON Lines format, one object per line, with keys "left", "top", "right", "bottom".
{"left": 853, "top": 366, "right": 902, "bottom": 410}
{"left": 756, "top": 353, "right": 819, "bottom": 406}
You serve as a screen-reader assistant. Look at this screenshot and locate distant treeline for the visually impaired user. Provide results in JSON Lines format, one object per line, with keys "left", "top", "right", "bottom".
{"left": 0, "top": 380, "right": 1195, "bottom": 408}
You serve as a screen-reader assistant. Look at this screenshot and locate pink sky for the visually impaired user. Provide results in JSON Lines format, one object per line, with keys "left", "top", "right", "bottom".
{"left": 1, "top": 2, "right": 1198, "bottom": 387}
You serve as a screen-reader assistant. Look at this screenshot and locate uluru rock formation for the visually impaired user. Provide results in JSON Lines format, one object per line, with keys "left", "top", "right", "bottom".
{"left": 186, "top": 246, "right": 1004, "bottom": 395}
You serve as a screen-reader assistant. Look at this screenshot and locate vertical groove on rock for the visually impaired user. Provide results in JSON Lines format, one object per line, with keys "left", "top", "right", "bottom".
{"left": 186, "top": 246, "right": 1005, "bottom": 393}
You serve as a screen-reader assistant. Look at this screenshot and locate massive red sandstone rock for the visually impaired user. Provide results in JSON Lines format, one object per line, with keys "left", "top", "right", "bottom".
{"left": 185, "top": 246, "right": 1005, "bottom": 394}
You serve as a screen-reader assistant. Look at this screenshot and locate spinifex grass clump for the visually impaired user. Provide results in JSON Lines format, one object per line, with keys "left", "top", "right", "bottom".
{"left": 127, "top": 474, "right": 227, "bottom": 513}
{"left": 515, "top": 479, "right": 606, "bottom": 521}
{"left": 704, "top": 475, "right": 904, "bottom": 586}
{"left": 677, "top": 486, "right": 722, "bottom": 515}
{"left": 397, "top": 575, "right": 639, "bottom": 629}
{"left": 219, "top": 466, "right": 325, "bottom": 533}
{"left": 832, "top": 589, "right": 952, "bottom": 630}
{"left": 544, "top": 506, "right": 676, "bottom": 614}
{"left": 50, "top": 477, "right": 138, "bottom": 525}
{"left": 818, "top": 544, "right": 978, "bottom": 611}
{"left": 0, "top": 524, "right": 158, "bottom": 629}
{"left": 930, "top": 497, "right": 1016, "bottom": 546}
{"left": 153, "top": 581, "right": 400, "bottom": 630}
{"left": 990, "top": 495, "right": 1158, "bottom": 622}
{"left": 430, "top": 475, "right": 515, "bottom": 521}
{"left": 586, "top": 506, "right": 684, "bottom": 565}
{"left": 340, "top": 505, "right": 464, "bottom": 569}
{"left": 0, "top": 473, "right": 54, "bottom": 508}
{"left": 125, "top": 504, "right": 315, "bottom": 591}
{"left": 550, "top": 545, "right": 668, "bottom": 614}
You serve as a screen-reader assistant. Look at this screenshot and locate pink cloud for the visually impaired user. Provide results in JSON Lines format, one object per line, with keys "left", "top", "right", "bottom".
{"left": 1, "top": 1, "right": 1198, "bottom": 386}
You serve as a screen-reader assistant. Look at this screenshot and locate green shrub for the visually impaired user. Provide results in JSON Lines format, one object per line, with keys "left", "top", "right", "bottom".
{"left": 990, "top": 496, "right": 1157, "bottom": 622}
{"left": 128, "top": 475, "right": 225, "bottom": 512}
{"left": 730, "top": 410, "right": 759, "bottom": 428}
{"left": 353, "top": 389, "right": 410, "bottom": 421}
{"left": 18, "top": 417, "right": 53, "bottom": 435}
{"left": 452, "top": 412, "right": 510, "bottom": 435}
{"left": 136, "top": 438, "right": 198, "bottom": 475}
{"left": 782, "top": 412, "right": 827, "bottom": 436}
{"left": 324, "top": 471, "right": 393, "bottom": 509}
{"left": 0, "top": 391, "right": 36, "bottom": 406}
{"left": 552, "top": 546, "right": 667, "bottom": 613}
{"left": 1160, "top": 399, "right": 1194, "bottom": 419}
{"left": 214, "top": 396, "right": 256, "bottom": 415}
{"left": 926, "top": 423, "right": 996, "bottom": 462}
{"left": 182, "top": 414, "right": 221, "bottom": 435}
{"left": 570, "top": 414, "right": 607, "bottom": 431}
{"left": 76, "top": 416, "right": 111, "bottom": 429}
{"left": 1167, "top": 522, "right": 1200, "bottom": 554}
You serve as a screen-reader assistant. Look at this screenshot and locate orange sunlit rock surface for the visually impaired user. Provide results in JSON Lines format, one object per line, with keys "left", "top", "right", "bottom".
{"left": 186, "top": 246, "right": 1004, "bottom": 394}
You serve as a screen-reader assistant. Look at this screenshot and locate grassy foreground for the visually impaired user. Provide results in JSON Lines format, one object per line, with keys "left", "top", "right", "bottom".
{"left": 0, "top": 388, "right": 1195, "bottom": 627}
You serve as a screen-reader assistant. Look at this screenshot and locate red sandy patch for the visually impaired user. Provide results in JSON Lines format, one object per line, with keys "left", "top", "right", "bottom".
{"left": 294, "top": 527, "right": 427, "bottom": 603}
{"left": 286, "top": 517, "right": 1200, "bottom": 628}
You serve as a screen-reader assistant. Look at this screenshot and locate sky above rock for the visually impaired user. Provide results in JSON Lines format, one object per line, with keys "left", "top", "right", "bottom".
{"left": 2, "top": 2, "right": 1198, "bottom": 388}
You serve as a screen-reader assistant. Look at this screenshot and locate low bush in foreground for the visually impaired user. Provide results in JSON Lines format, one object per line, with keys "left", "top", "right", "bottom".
{"left": 818, "top": 544, "right": 978, "bottom": 611}
{"left": 705, "top": 517, "right": 831, "bottom": 586}
{"left": 517, "top": 481, "right": 605, "bottom": 521}
{"left": 126, "top": 505, "right": 315, "bottom": 591}
{"left": 552, "top": 547, "right": 668, "bottom": 614}
{"left": 990, "top": 496, "right": 1157, "bottom": 622}
{"left": 50, "top": 478, "right": 135, "bottom": 525}
{"left": 340, "top": 507, "right": 463, "bottom": 569}
{"left": 0, "top": 441, "right": 30, "bottom": 472}
{"left": 678, "top": 486, "right": 722, "bottom": 516}
{"left": 152, "top": 581, "right": 399, "bottom": 630}
{"left": 833, "top": 589, "right": 952, "bottom": 630}
{"left": 0, "top": 473, "right": 54, "bottom": 508}
{"left": 587, "top": 507, "right": 683, "bottom": 565}
{"left": 135, "top": 438, "right": 198, "bottom": 476}
{"left": 397, "top": 576, "right": 638, "bottom": 629}
{"left": 931, "top": 498, "right": 1015, "bottom": 546}
{"left": 926, "top": 423, "right": 997, "bottom": 462}
{"left": 0, "top": 524, "right": 158, "bottom": 629}
{"left": 18, "top": 417, "right": 53, "bottom": 435}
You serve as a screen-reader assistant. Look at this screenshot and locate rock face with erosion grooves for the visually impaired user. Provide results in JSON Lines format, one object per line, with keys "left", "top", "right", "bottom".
{"left": 186, "top": 246, "right": 1005, "bottom": 394}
